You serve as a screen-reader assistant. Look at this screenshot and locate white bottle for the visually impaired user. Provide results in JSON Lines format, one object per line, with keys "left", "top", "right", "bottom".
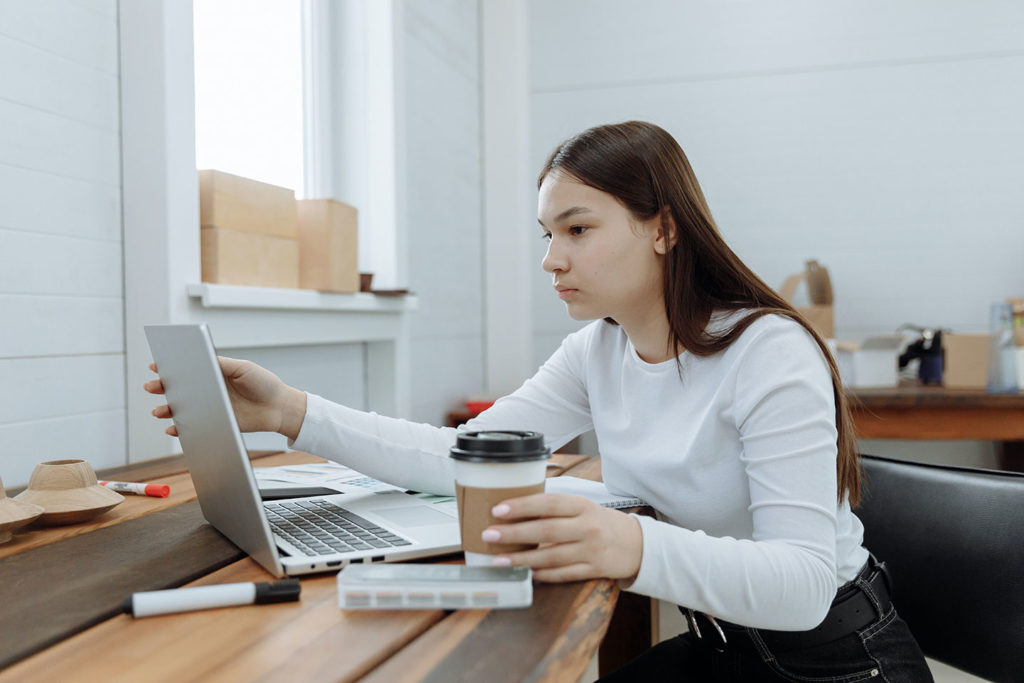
{"left": 986, "top": 302, "right": 1018, "bottom": 393}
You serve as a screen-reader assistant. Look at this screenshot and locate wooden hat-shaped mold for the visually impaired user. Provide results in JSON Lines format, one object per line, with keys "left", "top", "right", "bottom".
{"left": 0, "top": 476, "right": 44, "bottom": 542}
{"left": 14, "top": 460, "right": 123, "bottom": 525}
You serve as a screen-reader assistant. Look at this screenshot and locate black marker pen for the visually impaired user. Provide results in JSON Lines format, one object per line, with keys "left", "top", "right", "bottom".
{"left": 125, "top": 580, "right": 300, "bottom": 618}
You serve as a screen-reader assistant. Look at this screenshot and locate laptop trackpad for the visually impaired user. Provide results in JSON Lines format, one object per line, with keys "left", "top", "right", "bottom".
{"left": 372, "top": 506, "right": 454, "bottom": 527}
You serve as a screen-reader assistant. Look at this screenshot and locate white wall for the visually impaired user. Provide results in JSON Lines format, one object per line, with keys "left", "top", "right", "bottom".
{"left": 0, "top": 0, "right": 125, "bottom": 486}
{"left": 527, "top": 0, "right": 1024, "bottom": 467}
{"left": 400, "top": 0, "right": 487, "bottom": 426}
{"left": 0, "top": 0, "right": 487, "bottom": 485}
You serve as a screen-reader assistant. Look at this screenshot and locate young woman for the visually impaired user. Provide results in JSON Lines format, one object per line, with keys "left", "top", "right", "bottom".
{"left": 147, "top": 121, "right": 932, "bottom": 681}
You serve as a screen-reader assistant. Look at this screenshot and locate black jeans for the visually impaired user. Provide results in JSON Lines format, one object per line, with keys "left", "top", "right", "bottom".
{"left": 599, "top": 559, "right": 933, "bottom": 682}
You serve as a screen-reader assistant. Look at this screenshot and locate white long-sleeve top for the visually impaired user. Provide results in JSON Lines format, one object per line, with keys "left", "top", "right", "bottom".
{"left": 290, "top": 313, "right": 869, "bottom": 630}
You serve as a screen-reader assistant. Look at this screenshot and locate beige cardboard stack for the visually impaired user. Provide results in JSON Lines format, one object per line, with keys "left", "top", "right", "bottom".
{"left": 778, "top": 259, "right": 835, "bottom": 339}
{"left": 200, "top": 170, "right": 300, "bottom": 288}
{"left": 942, "top": 334, "right": 989, "bottom": 389}
{"left": 944, "top": 298, "right": 1024, "bottom": 390}
{"left": 297, "top": 199, "right": 359, "bottom": 293}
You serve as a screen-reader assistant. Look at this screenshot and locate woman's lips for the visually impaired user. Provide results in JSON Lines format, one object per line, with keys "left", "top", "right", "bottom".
{"left": 555, "top": 287, "right": 577, "bottom": 300}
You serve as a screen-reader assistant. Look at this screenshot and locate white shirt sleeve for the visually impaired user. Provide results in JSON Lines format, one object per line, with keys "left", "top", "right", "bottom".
{"left": 627, "top": 322, "right": 841, "bottom": 630}
{"left": 290, "top": 395, "right": 461, "bottom": 494}
{"left": 289, "top": 325, "right": 596, "bottom": 496}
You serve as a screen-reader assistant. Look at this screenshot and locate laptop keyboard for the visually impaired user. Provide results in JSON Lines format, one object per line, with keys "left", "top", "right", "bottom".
{"left": 264, "top": 499, "right": 412, "bottom": 557}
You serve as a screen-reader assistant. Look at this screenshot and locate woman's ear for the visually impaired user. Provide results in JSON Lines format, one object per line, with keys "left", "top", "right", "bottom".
{"left": 654, "top": 209, "right": 678, "bottom": 255}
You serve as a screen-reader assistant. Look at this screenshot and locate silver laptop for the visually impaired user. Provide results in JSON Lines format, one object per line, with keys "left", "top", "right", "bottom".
{"left": 144, "top": 324, "right": 462, "bottom": 577}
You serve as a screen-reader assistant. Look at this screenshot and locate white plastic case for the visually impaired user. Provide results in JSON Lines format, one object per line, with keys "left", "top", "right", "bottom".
{"left": 337, "top": 564, "right": 532, "bottom": 610}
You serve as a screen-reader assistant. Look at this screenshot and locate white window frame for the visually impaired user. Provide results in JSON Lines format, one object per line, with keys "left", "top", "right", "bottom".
{"left": 119, "top": 0, "right": 411, "bottom": 463}
{"left": 301, "top": 0, "right": 332, "bottom": 200}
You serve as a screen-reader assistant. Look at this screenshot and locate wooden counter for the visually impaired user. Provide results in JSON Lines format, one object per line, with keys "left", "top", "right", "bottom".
{"left": 0, "top": 452, "right": 647, "bottom": 681}
{"left": 848, "top": 383, "right": 1024, "bottom": 470}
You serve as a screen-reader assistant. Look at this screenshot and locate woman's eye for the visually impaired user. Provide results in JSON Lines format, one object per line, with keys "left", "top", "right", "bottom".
{"left": 568, "top": 225, "right": 588, "bottom": 236}
{"left": 540, "top": 231, "right": 552, "bottom": 241}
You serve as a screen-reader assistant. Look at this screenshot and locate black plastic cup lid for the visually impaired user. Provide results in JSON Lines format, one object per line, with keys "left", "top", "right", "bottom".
{"left": 449, "top": 431, "right": 551, "bottom": 463}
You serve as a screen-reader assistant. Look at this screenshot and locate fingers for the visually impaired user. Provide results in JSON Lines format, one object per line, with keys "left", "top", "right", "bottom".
{"left": 491, "top": 493, "right": 587, "bottom": 520}
{"left": 146, "top": 363, "right": 177, "bottom": 436}
{"left": 483, "top": 517, "right": 584, "bottom": 547}
{"left": 484, "top": 493, "right": 595, "bottom": 553}
{"left": 482, "top": 497, "right": 644, "bottom": 581}
{"left": 152, "top": 404, "right": 177, "bottom": 436}
{"left": 144, "top": 363, "right": 166, "bottom": 394}
{"left": 143, "top": 378, "right": 165, "bottom": 395}
{"left": 149, "top": 403, "right": 177, "bottom": 436}
{"left": 483, "top": 494, "right": 601, "bottom": 578}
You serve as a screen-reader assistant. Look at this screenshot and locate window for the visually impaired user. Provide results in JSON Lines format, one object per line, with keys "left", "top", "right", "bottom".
{"left": 190, "top": 0, "right": 400, "bottom": 286}
{"left": 193, "top": 0, "right": 305, "bottom": 195}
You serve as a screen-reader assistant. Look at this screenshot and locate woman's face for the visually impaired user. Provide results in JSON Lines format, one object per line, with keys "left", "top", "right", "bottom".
{"left": 538, "top": 171, "right": 669, "bottom": 327}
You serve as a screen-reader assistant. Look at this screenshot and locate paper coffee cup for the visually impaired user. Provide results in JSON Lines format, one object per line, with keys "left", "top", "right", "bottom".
{"left": 450, "top": 431, "right": 550, "bottom": 566}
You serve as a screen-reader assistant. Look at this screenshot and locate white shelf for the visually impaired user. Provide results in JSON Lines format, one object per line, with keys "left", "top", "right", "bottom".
{"left": 187, "top": 283, "right": 418, "bottom": 313}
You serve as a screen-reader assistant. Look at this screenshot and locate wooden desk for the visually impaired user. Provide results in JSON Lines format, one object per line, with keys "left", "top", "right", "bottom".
{"left": 849, "top": 383, "right": 1024, "bottom": 471}
{"left": 0, "top": 452, "right": 647, "bottom": 681}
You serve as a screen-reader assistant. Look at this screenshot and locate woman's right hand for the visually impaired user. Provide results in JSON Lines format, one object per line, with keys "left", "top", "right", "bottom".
{"left": 143, "top": 357, "right": 307, "bottom": 441}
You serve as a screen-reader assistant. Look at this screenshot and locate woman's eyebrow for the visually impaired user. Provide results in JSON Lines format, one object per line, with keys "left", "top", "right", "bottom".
{"left": 538, "top": 206, "right": 593, "bottom": 227}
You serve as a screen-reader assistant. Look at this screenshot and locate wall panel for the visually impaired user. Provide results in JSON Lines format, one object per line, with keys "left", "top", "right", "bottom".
{"left": 0, "top": 165, "right": 121, "bottom": 241}
{"left": 0, "top": 410, "right": 126, "bottom": 488}
{"left": 0, "top": 35, "right": 119, "bottom": 130}
{"left": 0, "top": 229, "right": 122, "bottom": 297}
{"left": 0, "top": 296, "right": 123, "bottom": 359}
{"left": 0, "top": 99, "right": 120, "bottom": 185}
{"left": 0, "top": 0, "right": 119, "bottom": 73}
{"left": 0, "top": 355, "right": 124, "bottom": 425}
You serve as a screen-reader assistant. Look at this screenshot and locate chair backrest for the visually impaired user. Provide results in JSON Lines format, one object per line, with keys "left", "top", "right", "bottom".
{"left": 857, "top": 454, "right": 1024, "bottom": 682}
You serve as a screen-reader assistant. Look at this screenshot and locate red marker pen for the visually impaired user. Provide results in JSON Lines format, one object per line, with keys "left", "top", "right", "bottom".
{"left": 99, "top": 480, "right": 170, "bottom": 498}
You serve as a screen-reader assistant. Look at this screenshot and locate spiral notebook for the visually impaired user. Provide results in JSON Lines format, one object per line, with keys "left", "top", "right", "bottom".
{"left": 544, "top": 476, "right": 647, "bottom": 509}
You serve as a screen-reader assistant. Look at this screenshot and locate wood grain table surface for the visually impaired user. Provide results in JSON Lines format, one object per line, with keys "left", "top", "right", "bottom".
{"left": 0, "top": 451, "right": 645, "bottom": 682}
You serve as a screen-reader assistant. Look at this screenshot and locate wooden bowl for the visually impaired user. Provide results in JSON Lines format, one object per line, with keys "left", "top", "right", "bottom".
{"left": 0, "top": 476, "right": 44, "bottom": 543}
{"left": 14, "top": 460, "right": 123, "bottom": 525}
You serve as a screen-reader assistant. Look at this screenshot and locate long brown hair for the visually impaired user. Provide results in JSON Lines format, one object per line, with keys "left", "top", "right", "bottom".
{"left": 539, "top": 121, "right": 860, "bottom": 506}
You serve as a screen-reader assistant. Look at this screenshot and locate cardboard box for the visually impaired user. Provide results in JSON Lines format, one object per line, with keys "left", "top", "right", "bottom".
{"left": 942, "top": 333, "right": 989, "bottom": 389}
{"left": 201, "top": 227, "right": 299, "bottom": 289}
{"left": 199, "top": 169, "right": 298, "bottom": 239}
{"left": 779, "top": 260, "right": 835, "bottom": 339}
{"left": 833, "top": 335, "right": 903, "bottom": 388}
{"left": 297, "top": 199, "right": 359, "bottom": 293}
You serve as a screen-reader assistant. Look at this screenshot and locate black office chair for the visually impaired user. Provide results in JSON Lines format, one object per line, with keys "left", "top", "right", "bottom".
{"left": 857, "top": 454, "right": 1024, "bottom": 683}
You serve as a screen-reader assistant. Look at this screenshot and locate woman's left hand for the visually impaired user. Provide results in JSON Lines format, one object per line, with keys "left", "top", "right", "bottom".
{"left": 483, "top": 493, "right": 643, "bottom": 582}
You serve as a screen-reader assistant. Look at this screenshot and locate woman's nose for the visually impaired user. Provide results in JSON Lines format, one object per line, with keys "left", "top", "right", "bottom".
{"left": 542, "top": 239, "right": 566, "bottom": 273}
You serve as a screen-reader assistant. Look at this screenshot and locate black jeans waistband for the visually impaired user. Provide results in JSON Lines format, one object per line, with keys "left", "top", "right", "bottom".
{"left": 684, "top": 556, "right": 893, "bottom": 653}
